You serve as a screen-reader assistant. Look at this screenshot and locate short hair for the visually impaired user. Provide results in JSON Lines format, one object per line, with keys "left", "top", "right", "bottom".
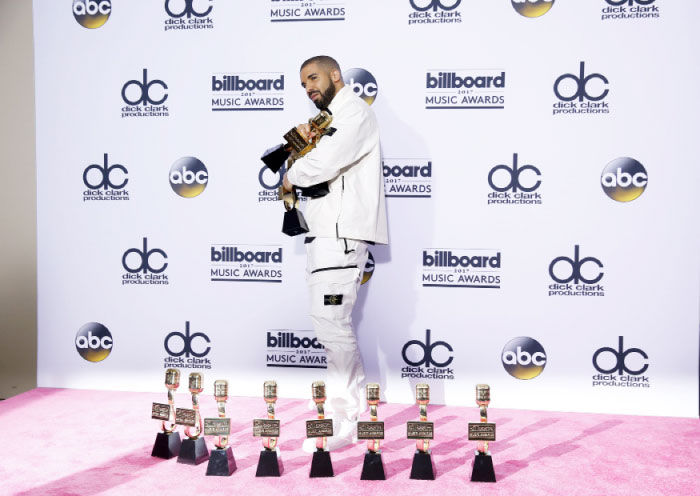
{"left": 300, "top": 55, "right": 341, "bottom": 74}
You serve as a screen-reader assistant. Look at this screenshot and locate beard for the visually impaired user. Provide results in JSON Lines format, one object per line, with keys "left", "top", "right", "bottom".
{"left": 310, "top": 83, "right": 336, "bottom": 110}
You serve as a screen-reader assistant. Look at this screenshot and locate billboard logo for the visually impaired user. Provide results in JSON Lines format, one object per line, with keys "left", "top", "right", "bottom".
{"left": 487, "top": 153, "right": 542, "bottom": 205}
{"left": 600, "top": 157, "right": 648, "bottom": 202}
{"left": 592, "top": 336, "right": 650, "bottom": 388}
{"left": 422, "top": 248, "right": 501, "bottom": 289}
{"left": 83, "top": 153, "right": 129, "bottom": 202}
{"left": 73, "top": 0, "right": 111, "bottom": 29}
{"left": 122, "top": 238, "right": 169, "bottom": 285}
{"left": 502, "top": 337, "right": 546, "bottom": 380}
{"left": 76, "top": 322, "right": 113, "bottom": 362}
{"left": 383, "top": 159, "right": 432, "bottom": 198}
{"left": 401, "top": 329, "right": 455, "bottom": 380}
{"left": 553, "top": 62, "right": 610, "bottom": 115}
{"left": 164, "top": 321, "right": 212, "bottom": 369}
{"left": 211, "top": 245, "right": 283, "bottom": 283}
{"left": 425, "top": 70, "right": 505, "bottom": 110}
{"left": 121, "top": 69, "right": 169, "bottom": 118}
{"left": 343, "top": 68, "right": 377, "bottom": 105}
{"left": 548, "top": 245, "right": 604, "bottom": 297}
{"left": 211, "top": 73, "right": 285, "bottom": 111}
{"left": 270, "top": 0, "right": 346, "bottom": 22}
{"left": 164, "top": 0, "right": 214, "bottom": 31}
{"left": 602, "top": 0, "right": 659, "bottom": 21}
{"left": 266, "top": 330, "right": 327, "bottom": 368}
{"left": 408, "top": 0, "right": 462, "bottom": 25}
{"left": 512, "top": 0, "right": 554, "bottom": 18}
{"left": 169, "top": 157, "right": 208, "bottom": 198}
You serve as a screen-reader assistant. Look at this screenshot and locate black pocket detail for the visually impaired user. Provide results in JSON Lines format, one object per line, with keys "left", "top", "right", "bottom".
{"left": 324, "top": 294, "right": 343, "bottom": 306}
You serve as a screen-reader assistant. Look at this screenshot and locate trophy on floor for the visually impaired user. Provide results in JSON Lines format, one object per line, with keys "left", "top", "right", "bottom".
{"left": 306, "top": 381, "right": 334, "bottom": 477}
{"left": 407, "top": 383, "right": 436, "bottom": 480}
{"left": 151, "top": 368, "right": 182, "bottom": 459}
{"left": 204, "top": 380, "right": 236, "bottom": 476}
{"left": 253, "top": 380, "right": 283, "bottom": 477}
{"left": 468, "top": 384, "right": 497, "bottom": 482}
{"left": 260, "top": 110, "right": 334, "bottom": 236}
{"left": 358, "top": 383, "right": 386, "bottom": 480}
{"left": 176, "top": 372, "right": 210, "bottom": 465}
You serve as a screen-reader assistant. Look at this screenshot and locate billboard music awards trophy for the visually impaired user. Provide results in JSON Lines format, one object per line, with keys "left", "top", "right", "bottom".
{"left": 358, "top": 383, "right": 386, "bottom": 480}
{"left": 468, "top": 384, "right": 497, "bottom": 482}
{"left": 151, "top": 368, "right": 182, "bottom": 459}
{"left": 406, "top": 383, "right": 436, "bottom": 480}
{"left": 204, "top": 380, "right": 236, "bottom": 476}
{"left": 306, "top": 381, "right": 334, "bottom": 477}
{"left": 260, "top": 110, "right": 334, "bottom": 236}
{"left": 176, "top": 373, "right": 210, "bottom": 465}
{"left": 253, "top": 381, "right": 282, "bottom": 477}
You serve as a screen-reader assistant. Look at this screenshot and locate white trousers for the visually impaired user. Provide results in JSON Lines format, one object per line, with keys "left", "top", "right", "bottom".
{"left": 306, "top": 237, "right": 368, "bottom": 422}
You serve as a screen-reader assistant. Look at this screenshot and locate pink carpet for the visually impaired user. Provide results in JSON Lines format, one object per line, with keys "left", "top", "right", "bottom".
{"left": 1, "top": 388, "right": 698, "bottom": 495}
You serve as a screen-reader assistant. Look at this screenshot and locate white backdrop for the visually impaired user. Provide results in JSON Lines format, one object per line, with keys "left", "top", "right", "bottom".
{"left": 35, "top": 0, "right": 700, "bottom": 417}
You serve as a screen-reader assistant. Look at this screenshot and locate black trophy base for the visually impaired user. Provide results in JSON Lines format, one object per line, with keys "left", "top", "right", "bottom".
{"left": 410, "top": 450, "right": 436, "bottom": 480}
{"left": 177, "top": 437, "right": 210, "bottom": 465}
{"left": 206, "top": 447, "right": 236, "bottom": 476}
{"left": 361, "top": 450, "right": 386, "bottom": 480}
{"left": 299, "top": 182, "right": 329, "bottom": 198}
{"left": 282, "top": 208, "right": 309, "bottom": 237}
{"left": 471, "top": 451, "right": 496, "bottom": 483}
{"left": 151, "top": 431, "right": 181, "bottom": 459}
{"left": 256, "top": 448, "right": 282, "bottom": 477}
{"left": 310, "top": 449, "right": 334, "bottom": 478}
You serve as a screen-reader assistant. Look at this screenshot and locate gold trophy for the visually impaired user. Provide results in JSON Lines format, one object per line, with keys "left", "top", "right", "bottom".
{"left": 260, "top": 110, "right": 335, "bottom": 236}
{"left": 254, "top": 381, "right": 282, "bottom": 477}
{"left": 468, "top": 384, "right": 496, "bottom": 482}
{"left": 358, "top": 383, "right": 386, "bottom": 480}
{"left": 204, "top": 380, "right": 236, "bottom": 476}
{"left": 151, "top": 368, "right": 182, "bottom": 459}
{"left": 407, "top": 383, "right": 435, "bottom": 480}
{"left": 176, "top": 372, "right": 210, "bottom": 465}
{"left": 306, "top": 381, "right": 334, "bottom": 477}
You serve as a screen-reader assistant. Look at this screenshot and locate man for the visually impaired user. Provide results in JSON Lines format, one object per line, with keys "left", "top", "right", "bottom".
{"left": 282, "top": 56, "right": 388, "bottom": 450}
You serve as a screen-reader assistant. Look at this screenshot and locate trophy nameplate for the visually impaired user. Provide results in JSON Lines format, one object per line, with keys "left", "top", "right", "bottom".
{"left": 306, "top": 419, "right": 333, "bottom": 438}
{"left": 254, "top": 419, "right": 281, "bottom": 438}
{"left": 357, "top": 421, "right": 385, "bottom": 440}
{"left": 151, "top": 403, "right": 171, "bottom": 421}
{"left": 204, "top": 418, "right": 231, "bottom": 436}
{"left": 407, "top": 421, "right": 435, "bottom": 440}
{"left": 468, "top": 423, "right": 496, "bottom": 442}
{"left": 175, "top": 408, "right": 197, "bottom": 427}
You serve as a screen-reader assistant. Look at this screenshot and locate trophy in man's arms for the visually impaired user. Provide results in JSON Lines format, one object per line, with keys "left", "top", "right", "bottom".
{"left": 260, "top": 110, "right": 334, "bottom": 236}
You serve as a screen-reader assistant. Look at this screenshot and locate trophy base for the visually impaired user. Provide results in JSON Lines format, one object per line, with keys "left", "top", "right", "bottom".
{"left": 282, "top": 208, "right": 309, "bottom": 237}
{"left": 310, "top": 449, "right": 334, "bottom": 478}
{"left": 361, "top": 450, "right": 386, "bottom": 481}
{"left": 151, "top": 431, "right": 181, "bottom": 459}
{"left": 256, "top": 448, "right": 282, "bottom": 477}
{"left": 410, "top": 449, "right": 436, "bottom": 480}
{"left": 299, "top": 182, "right": 329, "bottom": 198}
{"left": 470, "top": 451, "right": 496, "bottom": 483}
{"left": 206, "top": 447, "right": 236, "bottom": 476}
{"left": 177, "top": 437, "right": 210, "bottom": 466}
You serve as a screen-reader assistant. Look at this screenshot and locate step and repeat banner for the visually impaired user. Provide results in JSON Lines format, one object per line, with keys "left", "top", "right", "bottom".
{"left": 35, "top": 0, "right": 700, "bottom": 417}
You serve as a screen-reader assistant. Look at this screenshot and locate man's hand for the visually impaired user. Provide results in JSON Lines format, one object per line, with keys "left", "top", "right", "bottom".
{"left": 282, "top": 172, "right": 293, "bottom": 193}
{"left": 296, "top": 123, "right": 318, "bottom": 142}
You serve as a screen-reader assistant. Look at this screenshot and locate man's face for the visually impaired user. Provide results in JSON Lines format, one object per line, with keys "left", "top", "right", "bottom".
{"left": 300, "top": 62, "right": 336, "bottom": 110}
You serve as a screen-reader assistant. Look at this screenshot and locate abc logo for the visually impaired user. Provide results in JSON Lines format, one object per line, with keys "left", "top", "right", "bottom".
{"left": 606, "top": 0, "right": 655, "bottom": 5}
{"left": 362, "top": 251, "right": 375, "bottom": 285}
{"left": 259, "top": 163, "right": 285, "bottom": 190}
{"left": 165, "top": 0, "right": 213, "bottom": 18}
{"left": 511, "top": 0, "right": 554, "bottom": 18}
{"left": 75, "top": 322, "right": 113, "bottom": 362}
{"left": 343, "top": 68, "right": 378, "bottom": 106}
{"left": 122, "top": 238, "right": 168, "bottom": 274}
{"left": 409, "top": 0, "right": 461, "bottom": 11}
{"left": 502, "top": 337, "right": 546, "bottom": 380}
{"left": 122, "top": 69, "right": 168, "bottom": 106}
{"left": 600, "top": 157, "right": 648, "bottom": 202}
{"left": 549, "top": 245, "right": 603, "bottom": 284}
{"left": 83, "top": 153, "right": 127, "bottom": 190}
{"left": 402, "top": 329, "right": 454, "bottom": 368}
{"left": 554, "top": 62, "right": 608, "bottom": 103}
{"left": 169, "top": 157, "right": 208, "bottom": 198}
{"left": 73, "top": 0, "right": 111, "bottom": 29}
{"left": 165, "top": 321, "right": 211, "bottom": 358}
{"left": 488, "top": 153, "right": 541, "bottom": 192}
{"left": 593, "top": 336, "right": 648, "bottom": 375}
